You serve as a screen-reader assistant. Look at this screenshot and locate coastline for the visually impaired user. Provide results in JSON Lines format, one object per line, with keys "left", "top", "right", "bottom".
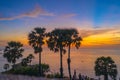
{"left": 0, "top": 74, "right": 68, "bottom": 80}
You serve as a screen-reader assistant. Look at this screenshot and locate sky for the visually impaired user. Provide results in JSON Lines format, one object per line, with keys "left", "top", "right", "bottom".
{"left": 0, "top": 0, "right": 120, "bottom": 48}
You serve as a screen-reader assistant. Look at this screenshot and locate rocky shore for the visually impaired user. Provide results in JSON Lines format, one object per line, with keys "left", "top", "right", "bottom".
{"left": 0, "top": 74, "right": 67, "bottom": 80}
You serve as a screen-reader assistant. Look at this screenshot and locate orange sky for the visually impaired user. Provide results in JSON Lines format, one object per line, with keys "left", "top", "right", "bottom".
{"left": 0, "top": 1, "right": 120, "bottom": 48}
{"left": 81, "top": 28, "right": 120, "bottom": 48}
{"left": 1, "top": 27, "right": 119, "bottom": 48}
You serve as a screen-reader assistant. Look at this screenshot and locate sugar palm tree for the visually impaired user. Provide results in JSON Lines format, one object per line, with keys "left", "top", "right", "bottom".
{"left": 3, "top": 41, "right": 24, "bottom": 69}
{"left": 64, "top": 29, "right": 82, "bottom": 80}
{"left": 28, "top": 27, "right": 46, "bottom": 76}
{"left": 47, "top": 29, "right": 66, "bottom": 78}
{"left": 95, "top": 56, "right": 117, "bottom": 80}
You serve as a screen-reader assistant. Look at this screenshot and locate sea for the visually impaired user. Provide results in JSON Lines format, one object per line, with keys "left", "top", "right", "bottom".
{"left": 0, "top": 47, "right": 120, "bottom": 80}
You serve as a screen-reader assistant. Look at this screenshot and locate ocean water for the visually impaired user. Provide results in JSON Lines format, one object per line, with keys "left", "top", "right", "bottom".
{"left": 0, "top": 47, "right": 120, "bottom": 79}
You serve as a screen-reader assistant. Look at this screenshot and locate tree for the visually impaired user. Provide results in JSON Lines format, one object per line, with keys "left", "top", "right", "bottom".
{"left": 64, "top": 29, "right": 82, "bottom": 80}
{"left": 47, "top": 29, "right": 66, "bottom": 78}
{"left": 3, "top": 63, "right": 9, "bottom": 71}
{"left": 28, "top": 27, "right": 46, "bottom": 76}
{"left": 95, "top": 56, "right": 117, "bottom": 80}
{"left": 27, "top": 54, "right": 34, "bottom": 65}
{"left": 21, "top": 58, "right": 28, "bottom": 66}
{"left": 21, "top": 54, "right": 34, "bottom": 66}
{"left": 3, "top": 41, "right": 24, "bottom": 69}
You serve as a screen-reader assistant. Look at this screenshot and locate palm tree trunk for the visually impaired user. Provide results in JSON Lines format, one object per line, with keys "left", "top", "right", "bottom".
{"left": 60, "top": 47, "right": 63, "bottom": 78}
{"left": 104, "top": 67, "right": 108, "bottom": 80}
{"left": 67, "top": 45, "right": 72, "bottom": 80}
{"left": 39, "top": 52, "right": 42, "bottom": 76}
{"left": 104, "top": 74, "right": 108, "bottom": 80}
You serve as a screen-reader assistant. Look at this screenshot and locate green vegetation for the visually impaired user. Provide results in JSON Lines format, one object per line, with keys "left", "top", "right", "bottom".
{"left": 3, "top": 64, "right": 50, "bottom": 76}
{"left": 47, "top": 28, "right": 82, "bottom": 79}
{"left": 3, "top": 64, "right": 9, "bottom": 71}
{"left": 95, "top": 56, "right": 117, "bottom": 80}
{"left": 47, "top": 29, "right": 67, "bottom": 78}
{"left": 47, "top": 72, "right": 61, "bottom": 78}
{"left": 21, "top": 54, "right": 34, "bottom": 66}
{"left": 3, "top": 41, "right": 24, "bottom": 69}
{"left": 63, "top": 29, "right": 82, "bottom": 80}
{"left": 2, "top": 27, "right": 118, "bottom": 80}
{"left": 28, "top": 27, "right": 46, "bottom": 76}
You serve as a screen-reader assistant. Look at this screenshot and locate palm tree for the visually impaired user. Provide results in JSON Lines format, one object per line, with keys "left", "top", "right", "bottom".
{"left": 3, "top": 41, "right": 24, "bottom": 69}
{"left": 95, "top": 56, "right": 117, "bottom": 80}
{"left": 28, "top": 27, "right": 46, "bottom": 76}
{"left": 64, "top": 29, "right": 82, "bottom": 80}
{"left": 47, "top": 29, "right": 66, "bottom": 78}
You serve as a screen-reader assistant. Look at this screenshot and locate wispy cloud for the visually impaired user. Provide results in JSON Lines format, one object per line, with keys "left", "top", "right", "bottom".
{"left": 79, "top": 28, "right": 116, "bottom": 37}
{"left": 0, "top": 5, "right": 54, "bottom": 21}
{"left": 80, "top": 27, "right": 120, "bottom": 48}
{"left": 59, "top": 14, "right": 77, "bottom": 18}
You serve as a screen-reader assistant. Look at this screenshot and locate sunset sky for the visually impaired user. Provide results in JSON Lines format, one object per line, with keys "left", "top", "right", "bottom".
{"left": 0, "top": 0, "right": 120, "bottom": 48}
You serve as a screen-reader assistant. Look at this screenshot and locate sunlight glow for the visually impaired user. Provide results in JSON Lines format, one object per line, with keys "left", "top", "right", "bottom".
{"left": 81, "top": 30, "right": 120, "bottom": 47}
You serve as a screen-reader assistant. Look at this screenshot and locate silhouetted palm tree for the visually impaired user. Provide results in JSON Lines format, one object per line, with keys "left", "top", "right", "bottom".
{"left": 28, "top": 27, "right": 46, "bottom": 76}
{"left": 64, "top": 29, "right": 82, "bottom": 80}
{"left": 95, "top": 56, "right": 117, "bottom": 80}
{"left": 3, "top": 41, "right": 24, "bottom": 69}
{"left": 47, "top": 29, "right": 66, "bottom": 78}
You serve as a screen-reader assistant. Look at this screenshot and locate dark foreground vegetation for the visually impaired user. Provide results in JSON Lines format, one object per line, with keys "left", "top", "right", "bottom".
{"left": 1, "top": 27, "right": 118, "bottom": 80}
{"left": 3, "top": 64, "right": 50, "bottom": 77}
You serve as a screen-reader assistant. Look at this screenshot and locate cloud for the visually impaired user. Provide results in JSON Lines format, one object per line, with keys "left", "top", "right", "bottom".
{"left": 80, "top": 28, "right": 120, "bottom": 48}
{"left": 59, "top": 14, "right": 77, "bottom": 18}
{"left": 0, "top": 5, "right": 54, "bottom": 20}
{"left": 79, "top": 28, "right": 116, "bottom": 37}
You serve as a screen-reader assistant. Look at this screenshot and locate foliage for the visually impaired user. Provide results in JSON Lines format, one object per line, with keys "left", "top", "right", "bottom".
{"left": 47, "top": 29, "right": 68, "bottom": 78}
{"left": 47, "top": 72, "right": 61, "bottom": 78}
{"left": 21, "top": 54, "right": 34, "bottom": 66}
{"left": 21, "top": 58, "right": 28, "bottom": 66}
{"left": 28, "top": 27, "right": 45, "bottom": 54}
{"left": 28, "top": 27, "right": 46, "bottom": 76}
{"left": 47, "top": 28, "right": 82, "bottom": 79}
{"left": 47, "top": 29, "right": 66, "bottom": 53}
{"left": 3, "top": 41, "right": 24, "bottom": 68}
{"left": 63, "top": 28, "right": 82, "bottom": 80}
{"left": 63, "top": 29, "right": 82, "bottom": 48}
{"left": 95, "top": 56, "right": 117, "bottom": 80}
{"left": 3, "top": 64, "right": 50, "bottom": 76}
{"left": 3, "top": 64, "right": 9, "bottom": 71}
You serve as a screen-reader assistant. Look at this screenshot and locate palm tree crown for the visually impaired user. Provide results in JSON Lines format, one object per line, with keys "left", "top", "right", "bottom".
{"left": 28, "top": 27, "right": 45, "bottom": 53}
{"left": 63, "top": 28, "right": 82, "bottom": 48}
{"left": 95, "top": 56, "right": 117, "bottom": 80}
{"left": 3, "top": 41, "right": 24, "bottom": 68}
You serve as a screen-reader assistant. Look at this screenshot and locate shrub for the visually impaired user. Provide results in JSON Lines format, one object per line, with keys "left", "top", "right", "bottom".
{"left": 46, "top": 72, "right": 61, "bottom": 78}
{"left": 3, "top": 63, "right": 50, "bottom": 76}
